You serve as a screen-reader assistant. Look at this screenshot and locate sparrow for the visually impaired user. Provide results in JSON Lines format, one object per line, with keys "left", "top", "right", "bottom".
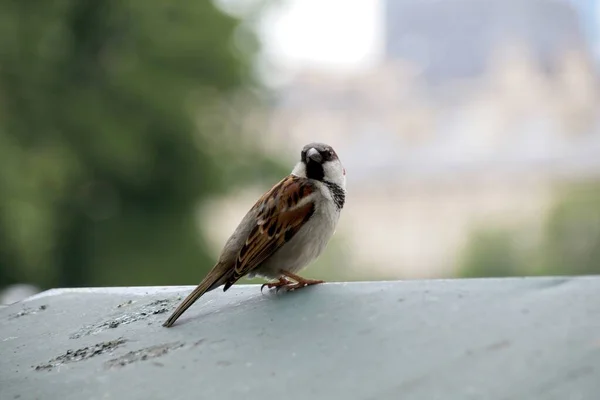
{"left": 163, "top": 142, "right": 346, "bottom": 327}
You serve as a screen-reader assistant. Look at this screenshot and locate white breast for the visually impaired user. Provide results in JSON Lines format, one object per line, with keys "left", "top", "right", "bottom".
{"left": 254, "top": 182, "right": 341, "bottom": 278}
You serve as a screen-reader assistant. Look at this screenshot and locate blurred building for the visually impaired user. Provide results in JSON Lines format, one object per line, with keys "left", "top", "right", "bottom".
{"left": 568, "top": 0, "right": 600, "bottom": 64}
{"left": 384, "top": 0, "right": 586, "bottom": 87}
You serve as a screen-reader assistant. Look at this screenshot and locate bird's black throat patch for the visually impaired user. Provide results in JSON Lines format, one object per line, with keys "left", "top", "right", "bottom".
{"left": 324, "top": 182, "right": 345, "bottom": 210}
{"left": 305, "top": 160, "right": 324, "bottom": 181}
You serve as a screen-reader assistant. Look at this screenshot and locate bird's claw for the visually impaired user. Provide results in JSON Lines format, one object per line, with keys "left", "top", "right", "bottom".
{"left": 285, "top": 281, "right": 313, "bottom": 291}
{"left": 261, "top": 277, "right": 292, "bottom": 293}
{"left": 261, "top": 277, "right": 323, "bottom": 293}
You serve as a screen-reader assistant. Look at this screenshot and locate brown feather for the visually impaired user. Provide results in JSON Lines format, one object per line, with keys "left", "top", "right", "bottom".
{"left": 162, "top": 175, "right": 316, "bottom": 327}
{"left": 223, "top": 176, "right": 316, "bottom": 290}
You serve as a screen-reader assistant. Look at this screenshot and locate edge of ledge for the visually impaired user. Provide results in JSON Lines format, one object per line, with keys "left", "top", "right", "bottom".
{"left": 20, "top": 275, "right": 597, "bottom": 304}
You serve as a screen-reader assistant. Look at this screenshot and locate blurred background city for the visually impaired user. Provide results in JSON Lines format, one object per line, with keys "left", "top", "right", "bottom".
{"left": 1, "top": 0, "right": 599, "bottom": 304}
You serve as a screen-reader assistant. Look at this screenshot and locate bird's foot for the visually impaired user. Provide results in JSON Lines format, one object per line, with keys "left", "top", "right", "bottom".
{"left": 284, "top": 279, "right": 324, "bottom": 291}
{"left": 280, "top": 271, "right": 324, "bottom": 291}
{"left": 261, "top": 277, "right": 293, "bottom": 293}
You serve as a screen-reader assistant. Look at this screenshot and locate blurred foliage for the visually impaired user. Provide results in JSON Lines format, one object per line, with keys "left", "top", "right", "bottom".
{"left": 458, "top": 180, "right": 600, "bottom": 278}
{"left": 538, "top": 181, "right": 600, "bottom": 276}
{"left": 458, "top": 228, "right": 523, "bottom": 278}
{"left": 0, "top": 0, "right": 285, "bottom": 290}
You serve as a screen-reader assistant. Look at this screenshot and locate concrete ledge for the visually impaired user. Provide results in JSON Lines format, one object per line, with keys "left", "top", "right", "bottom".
{"left": 1, "top": 277, "right": 599, "bottom": 400}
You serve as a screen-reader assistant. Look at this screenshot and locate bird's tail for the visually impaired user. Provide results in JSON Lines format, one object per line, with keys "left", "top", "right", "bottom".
{"left": 162, "top": 264, "right": 229, "bottom": 328}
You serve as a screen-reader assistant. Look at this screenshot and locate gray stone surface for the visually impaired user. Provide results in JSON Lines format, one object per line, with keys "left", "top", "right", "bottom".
{"left": 1, "top": 277, "right": 599, "bottom": 400}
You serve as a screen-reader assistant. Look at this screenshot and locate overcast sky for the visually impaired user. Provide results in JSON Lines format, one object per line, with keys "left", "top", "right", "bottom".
{"left": 260, "top": 0, "right": 383, "bottom": 71}
{"left": 259, "top": 0, "right": 599, "bottom": 69}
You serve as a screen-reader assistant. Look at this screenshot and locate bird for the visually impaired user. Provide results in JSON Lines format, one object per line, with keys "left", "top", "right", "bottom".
{"left": 162, "top": 142, "right": 346, "bottom": 327}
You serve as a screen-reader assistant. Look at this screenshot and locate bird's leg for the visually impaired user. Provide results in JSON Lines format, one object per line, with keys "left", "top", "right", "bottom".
{"left": 261, "top": 276, "right": 293, "bottom": 292}
{"left": 280, "top": 270, "right": 324, "bottom": 291}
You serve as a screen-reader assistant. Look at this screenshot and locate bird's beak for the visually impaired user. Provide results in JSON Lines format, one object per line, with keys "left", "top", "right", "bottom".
{"left": 306, "top": 148, "right": 322, "bottom": 163}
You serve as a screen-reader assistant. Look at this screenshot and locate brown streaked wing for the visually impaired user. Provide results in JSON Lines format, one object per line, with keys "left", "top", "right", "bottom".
{"left": 223, "top": 176, "right": 316, "bottom": 290}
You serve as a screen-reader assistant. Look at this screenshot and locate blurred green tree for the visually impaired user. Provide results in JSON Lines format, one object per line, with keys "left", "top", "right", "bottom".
{"left": 0, "top": 0, "right": 284, "bottom": 290}
{"left": 538, "top": 181, "right": 600, "bottom": 276}
{"left": 458, "top": 181, "right": 600, "bottom": 278}
{"left": 458, "top": 228, "right": 523, "bottom": 278}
